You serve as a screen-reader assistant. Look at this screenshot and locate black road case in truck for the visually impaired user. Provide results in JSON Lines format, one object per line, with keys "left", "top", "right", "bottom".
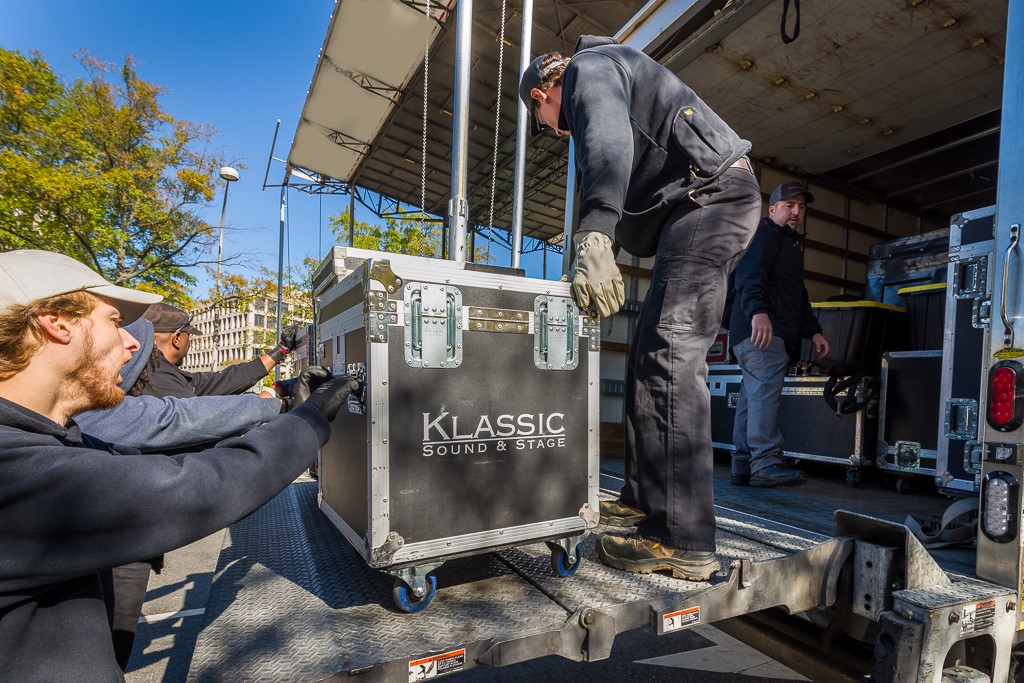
{"left": 709, "top": 366, "right": 878, "bottom": 485}
{"left": 312, "top": 247, "right": 600, "bottom": 611}
{"left": 936, "top": 207, "right": 995, "bottom": 496}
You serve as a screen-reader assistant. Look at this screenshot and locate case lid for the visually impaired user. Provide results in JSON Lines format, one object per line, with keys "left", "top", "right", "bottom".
{"left": 897, "top": 282, "right": 947, "bottom": 296}
{"left": 811, "top": 300, "right": 906, "bottom": 312}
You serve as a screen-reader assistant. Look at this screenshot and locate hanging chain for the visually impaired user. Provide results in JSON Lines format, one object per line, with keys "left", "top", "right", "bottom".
{"left": 487, "top": 0, "right": 508, "bottom": 232}
{"left": 420, "top": 0, "right": 431, "bottom": 239}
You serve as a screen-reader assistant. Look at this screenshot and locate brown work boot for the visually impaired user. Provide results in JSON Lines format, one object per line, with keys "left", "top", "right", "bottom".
{"left": 599, "top": 500, "right": 645, "bottom": 527}
{"left": 596, "top": 533, "right": 720, "bottom": 580}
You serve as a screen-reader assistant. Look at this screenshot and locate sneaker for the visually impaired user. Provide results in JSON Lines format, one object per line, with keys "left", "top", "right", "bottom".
{"left": 749, "top": 464, "right": 807, "bottom": 488}
{"left": 596, "top": 533, "right": 720, "bottom": 580}
{"left": 599, "top": 500, "right": 645, "bottom": 527}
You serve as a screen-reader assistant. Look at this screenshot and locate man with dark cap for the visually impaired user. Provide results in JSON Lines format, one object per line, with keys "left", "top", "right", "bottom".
{"left": 728, "top": 181, "right": 830, "bottom": 488}
{"left": 520, "top": 36, "right": 761, "bottom": 581}
{"left": 143, "top": 302, "right": 306, "bottom": 399}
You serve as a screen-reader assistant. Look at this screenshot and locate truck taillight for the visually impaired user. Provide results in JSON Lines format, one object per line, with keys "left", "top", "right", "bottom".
{"left": 981, "top": 471, "right": 1019, "bottom": 543}
{"left": 988, "top": 361, "right": 1024, "bottom": 431}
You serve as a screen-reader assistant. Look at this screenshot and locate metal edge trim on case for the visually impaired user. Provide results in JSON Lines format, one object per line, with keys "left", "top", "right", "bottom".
{"left": 369, "top": 285, "right": 392, "bottom": 551}
{"left": 587, "top": 330, "right": 601, "bottom": 521}
{"left": 388, "top": 517, "right": 587, "bottom": 565}
{"left": 376, "top": 260, "right": 573, "bottom": 297}
{"left": 320, "top": 498, "right": 371, "bottom": 559}
{"left": 785, "top": 451, "right": 864, "bottom": 467}
{"left": 332, "top": 305, "right": 365, "bottom": 336}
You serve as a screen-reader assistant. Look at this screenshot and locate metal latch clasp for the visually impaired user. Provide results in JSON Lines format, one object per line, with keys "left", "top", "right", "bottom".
{"left": 894, "top": 441, "right": 922, "bottom": 469}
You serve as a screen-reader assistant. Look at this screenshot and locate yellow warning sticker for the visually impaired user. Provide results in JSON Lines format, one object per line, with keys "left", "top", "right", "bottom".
{"left": 663, "top": 606, "right": 701, "bottom": 633}
{"left": 409, "top": 649, "right": 466, "bottom": 682}
{"left": 995, "top": 348, "right": 1024, "bottom": 360}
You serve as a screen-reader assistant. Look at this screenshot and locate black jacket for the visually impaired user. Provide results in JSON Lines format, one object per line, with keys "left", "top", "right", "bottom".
{"left": 143, "top": 350, "right": 270, "bottom": 399}
{"left": 560, "top": 36, "right": 751, "bottom": 257}
{"left": 0, "top": 397, "right": 329, "bottom": 681}
{"left": 728, "top": 216, "right": 822, "bottom": 355}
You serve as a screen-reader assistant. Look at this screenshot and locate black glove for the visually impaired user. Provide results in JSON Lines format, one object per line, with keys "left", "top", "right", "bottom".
{"left": 269, "top": 324, "right": 307, "bottom": 363}
{"left": 302, "top": 375, "right": 360, "bottom": 422}
{"left": 293, "top": 365, "right": 332, "bottom": 403}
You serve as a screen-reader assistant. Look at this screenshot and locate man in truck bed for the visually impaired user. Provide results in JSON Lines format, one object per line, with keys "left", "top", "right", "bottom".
{"left": 728, "top": 182, "right": 829, "bottom": 488}
{"left": 520, "top": 35, "right": 760, "bottom": 580}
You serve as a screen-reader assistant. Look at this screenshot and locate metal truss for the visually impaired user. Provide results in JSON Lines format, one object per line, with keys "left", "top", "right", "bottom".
{"left": 397, "top": 0, "right": 449, "bottom": 28}
{"left": 322, "top": 56, "right": 402, "bottom": 105}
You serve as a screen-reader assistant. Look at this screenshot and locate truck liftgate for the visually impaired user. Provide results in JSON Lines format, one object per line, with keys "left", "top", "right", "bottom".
{"left": 184, "top": 476, "right": 1016, "bottom": 682}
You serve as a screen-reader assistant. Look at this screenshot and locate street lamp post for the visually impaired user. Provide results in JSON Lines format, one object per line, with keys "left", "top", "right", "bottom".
{"left": 213, "top": 166, "right": 239, "bottom": 371}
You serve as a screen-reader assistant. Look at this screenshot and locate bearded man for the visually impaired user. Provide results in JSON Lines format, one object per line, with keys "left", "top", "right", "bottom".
{"left": 0, "top": 249, "right": 357, "bottom": 681}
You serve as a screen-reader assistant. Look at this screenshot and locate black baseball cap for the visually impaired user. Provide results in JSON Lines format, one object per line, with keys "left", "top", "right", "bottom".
{"left": 769, "top": 181, "right": 815, "bottom": 205}
{"left": 144, "top": 302, "right": 202, "bottom": 336}
{"left": 518, "top": 54, "right": 568, "bottom": 137}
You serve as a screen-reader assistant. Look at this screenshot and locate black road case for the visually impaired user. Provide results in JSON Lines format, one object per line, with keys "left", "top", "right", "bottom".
{"left": 709, "top": 366, "right": 878, "bottom": 485}
{"left": 935, "top": 207, "right": 994, "bottom": 496}
{"left": 878, "top": 350, "right": 943, "bottom": 487}
{"left": 312, "top": 248, "right": 600, "bottom": 611}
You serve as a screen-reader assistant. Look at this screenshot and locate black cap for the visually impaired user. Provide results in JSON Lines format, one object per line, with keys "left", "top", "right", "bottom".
{"left": 769, "top": 181, "right": 815, "bottom": 205}
{"left": 144, "top": 302, "right": 202, "bottom": 336}
{"left": 518, "top": 54, "right": 567, "bottom": 137}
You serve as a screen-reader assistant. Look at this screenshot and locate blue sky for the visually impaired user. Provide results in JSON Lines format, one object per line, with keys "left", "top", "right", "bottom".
{"left": 0, "top": 1, "right": 553, "bottom": 296}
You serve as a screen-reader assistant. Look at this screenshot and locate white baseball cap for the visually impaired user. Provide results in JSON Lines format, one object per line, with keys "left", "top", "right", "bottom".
{"left": 0, "top": 250, "right": 163, "bottom": 323}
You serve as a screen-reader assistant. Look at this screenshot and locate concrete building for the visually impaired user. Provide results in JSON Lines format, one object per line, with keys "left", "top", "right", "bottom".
{"left": 182, "top": 297, "right": 311, "bottom": 381}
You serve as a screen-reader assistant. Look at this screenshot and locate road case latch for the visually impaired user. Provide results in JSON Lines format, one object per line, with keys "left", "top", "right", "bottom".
{"left": 973, "top": 297, "right": 991, "bottom": 329}
{"left": 963, "top": 440, "right": 984, "bottom": 476}
{"left": 895, "top": 441, "right": 922, "bottom": 469}
{"left": 404, "top": 283, "right": 463, "bottom": 369}
{"left": 534, "top": 296, "right": 580, "bottom": 370}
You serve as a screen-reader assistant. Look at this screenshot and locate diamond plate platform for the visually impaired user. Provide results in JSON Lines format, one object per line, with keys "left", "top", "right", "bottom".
{"left": 187, "top": 481, "right": 852, "bottom": 681}
{"left": 188, "top": 483, "right": 572, "bottom": 681}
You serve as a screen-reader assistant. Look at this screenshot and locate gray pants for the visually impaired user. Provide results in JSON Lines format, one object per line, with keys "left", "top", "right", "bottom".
{"left": 621, "top": 167, "right": 761, "bottom": 551}
{"left": 731, "top": 337, "right": 789, "bottom": 476}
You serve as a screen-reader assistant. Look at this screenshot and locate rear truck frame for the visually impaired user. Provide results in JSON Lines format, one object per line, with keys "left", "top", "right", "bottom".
{"left": 184, "top": 478, "right": 1017, "bottom": 682}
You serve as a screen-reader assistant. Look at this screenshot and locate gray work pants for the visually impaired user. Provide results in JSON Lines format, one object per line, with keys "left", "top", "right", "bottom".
{"left": 731, "top": 337, "right": 789, "bottom": 476}
{"left": 620, "top": 167, "right": 761, "bottom": 551}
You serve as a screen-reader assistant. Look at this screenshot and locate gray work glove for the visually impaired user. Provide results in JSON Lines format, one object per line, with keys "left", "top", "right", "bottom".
{"left": 269, "top": 324, "right": 307, "bottom": 362}
{"left": 293, "top": 365, "right": 333, "bottom": 403}
{"left": 302, "top": 376, "right": 361, "bottom": 422}
{"left": 570, "top": 231, "right": 624, "bottom": 317}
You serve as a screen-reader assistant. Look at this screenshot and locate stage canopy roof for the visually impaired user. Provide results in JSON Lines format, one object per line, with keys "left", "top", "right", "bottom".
{"left": 289, "top": 0, "right": 1007, "bottom": 244}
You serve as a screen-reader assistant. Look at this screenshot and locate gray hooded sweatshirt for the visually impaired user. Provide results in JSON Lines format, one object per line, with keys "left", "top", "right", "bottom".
{"left": 75, "top": 318, "right": 280, "bottom": 451}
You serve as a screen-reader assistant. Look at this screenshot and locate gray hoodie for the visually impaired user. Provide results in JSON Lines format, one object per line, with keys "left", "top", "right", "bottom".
{"left": 75, "top": 318, "right": 280, "bottom": 451}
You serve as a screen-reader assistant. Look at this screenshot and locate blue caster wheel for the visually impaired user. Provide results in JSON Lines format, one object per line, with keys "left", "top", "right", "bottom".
{"left": 550, "top": 544, "right": 583, "bottom": 578}
{"left": 393, "top": 574, "right": 437, "bottom": 613}
{"left": 845, "top": 470, "right": 860, "bottom": 488}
